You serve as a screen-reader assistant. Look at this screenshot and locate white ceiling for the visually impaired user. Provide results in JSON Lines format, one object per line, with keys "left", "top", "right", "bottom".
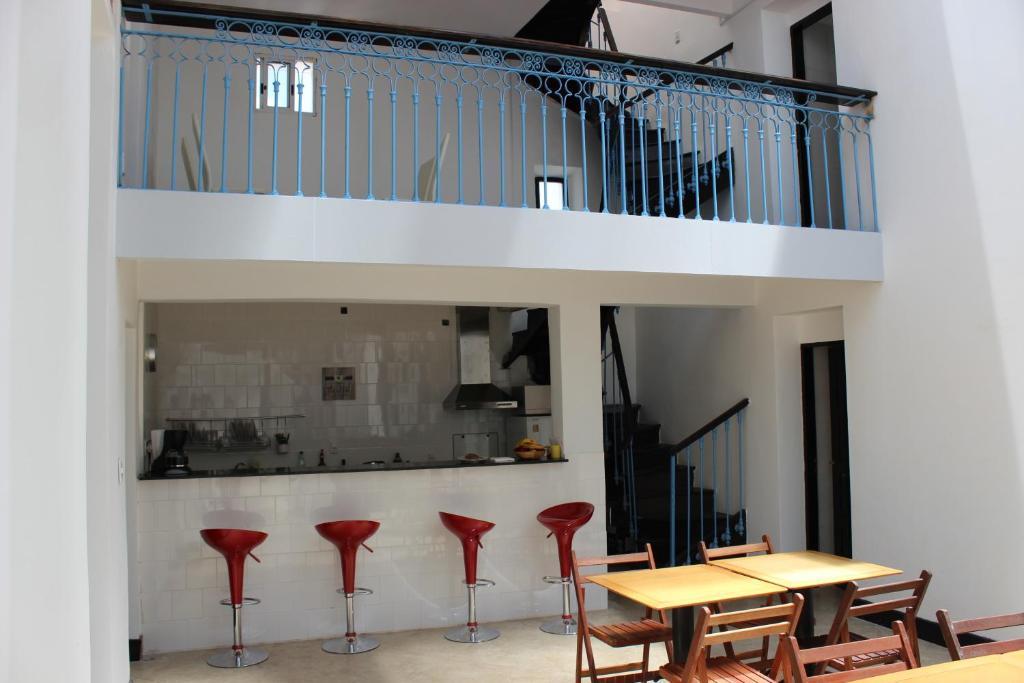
{"left": 182, "top": 0, "right": 551, "bottom": 37}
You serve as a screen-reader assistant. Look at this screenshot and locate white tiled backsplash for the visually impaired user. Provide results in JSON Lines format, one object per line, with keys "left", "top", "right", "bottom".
{"left": 135, "top": 461, "right": 608, "bottom": 653}
{"left": 144, "top": 303, "right": 518, "bottom": 469}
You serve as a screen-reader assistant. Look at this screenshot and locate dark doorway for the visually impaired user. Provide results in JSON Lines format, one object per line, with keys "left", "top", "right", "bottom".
{"left": 791, "top": 4, "right": 845, "bottom": 229}
{"left": 800, "top": 340, "right": 851, "bottom": 557}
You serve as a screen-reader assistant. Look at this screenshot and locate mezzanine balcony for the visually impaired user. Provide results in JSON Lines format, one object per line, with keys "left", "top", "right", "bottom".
{"left": 116, "top": 2, "right": 881, "bottom": 280}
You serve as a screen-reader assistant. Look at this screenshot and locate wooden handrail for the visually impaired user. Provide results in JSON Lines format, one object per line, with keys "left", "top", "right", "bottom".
{"left": 671, "top": 398, "right": 749, "bottom": 454}
{"left": 122, "top": 1, "right": 876, "bottom": 105}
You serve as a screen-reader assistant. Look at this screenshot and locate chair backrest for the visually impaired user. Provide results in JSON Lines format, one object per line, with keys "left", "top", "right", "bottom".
{"left": 571, "top": 544, "right": 659, "bottom": 621}
{"left": 824, "top": 570, "right": 931, "bottom": 661}
{"left": 676, "top": 596, "right": 804, "bottom": 682}
{"left": 785, "top": 621, "right": 918, "bottom": 682}
{"left": 936, "top": 609, "right": 1024, "bottom": 660}
{"left": 699, "top": 534, "right": 774, "bottom": 563}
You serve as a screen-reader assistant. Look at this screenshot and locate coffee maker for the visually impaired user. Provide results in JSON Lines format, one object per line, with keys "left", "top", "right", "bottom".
{"left": 152, "top": 429, "right": 191, "bottom": 477}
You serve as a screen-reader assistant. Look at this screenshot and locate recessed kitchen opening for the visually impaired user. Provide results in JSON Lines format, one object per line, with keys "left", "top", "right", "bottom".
{"left": 140, "top": 301, "right": 555, "bottom": 477}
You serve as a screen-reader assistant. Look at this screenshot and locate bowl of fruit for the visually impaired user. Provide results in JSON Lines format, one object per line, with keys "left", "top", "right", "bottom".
{"left": 513, "top": 438, "right": 548, "bottom": 461}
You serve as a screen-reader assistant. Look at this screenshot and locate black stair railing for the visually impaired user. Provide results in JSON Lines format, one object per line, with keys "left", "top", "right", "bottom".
{"left": 601, "top": 306, "right": 639, "bottom": 550}
{"left": 666, "top": 398, "right": 749, "bottom": 565}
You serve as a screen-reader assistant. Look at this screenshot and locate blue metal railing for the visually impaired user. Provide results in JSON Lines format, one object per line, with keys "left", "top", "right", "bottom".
{"left": 668, "top": 399, "right": 749, "bottom": 566}
{"left": 118, "top": 6, "right": 878, "bottom": 230}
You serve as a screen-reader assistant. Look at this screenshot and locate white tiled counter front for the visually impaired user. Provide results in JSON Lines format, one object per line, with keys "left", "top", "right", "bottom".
{"left": 135, "top": 457, "right": 606, "bottom": 654}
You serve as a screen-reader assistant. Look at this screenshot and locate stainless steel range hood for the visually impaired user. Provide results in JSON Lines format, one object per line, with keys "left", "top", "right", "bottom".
{"left": 443, "top": 307, "right": 518, "bottom": 410}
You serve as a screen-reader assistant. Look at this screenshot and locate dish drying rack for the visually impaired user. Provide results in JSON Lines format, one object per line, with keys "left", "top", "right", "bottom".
{"left": 165, "top": 415, "right": 304, "bottom": 451}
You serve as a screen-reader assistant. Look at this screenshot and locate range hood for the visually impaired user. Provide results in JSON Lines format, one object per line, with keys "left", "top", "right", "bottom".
{"left": 443, "top": 307, "right": 518, "bottom": 410}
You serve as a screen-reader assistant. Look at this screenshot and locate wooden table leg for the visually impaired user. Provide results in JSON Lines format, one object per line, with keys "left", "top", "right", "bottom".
{"left": 671, "top": 606, "right": 694, "bottom": 665}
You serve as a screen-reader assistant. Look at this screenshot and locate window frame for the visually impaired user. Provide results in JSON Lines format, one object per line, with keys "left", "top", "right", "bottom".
{"left": 253, "top": 56, "right": 318, "bottom": 116}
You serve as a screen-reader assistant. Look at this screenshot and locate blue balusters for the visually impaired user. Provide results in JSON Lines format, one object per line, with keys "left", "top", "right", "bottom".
{"left": 117, "top": 10, "right": 875, "bottom": 224}
{"left": 411, "top": 89, "right": 420, "bottom": 202}
{"left": 540, "top": 99, "right": 549, "bottom": 208}
{"left": 391, "top": 86, "right": 399, "bottom": 201}
{"left": 270, "top": 65, "right": 281, "bottom": 195}
{"left": 560, "top": 103, "right": 568, "bottom": 210}
{"left": 723, "top": 419, "right": 732, "bottom": 545}
{"left": 366, "top": 86, "right": 375, "bottom": 199}
{"left": 737, "top": 409, "right": 745, "bottom": 538}
{"left": 579, "top": 102, "right": 588, "bottom": 211}
{"left": 169, "top": 61, "right": 181, "bottom": 190}
{"left": 498, "top": 94, "right": 506, "bottom": 207}
{"left": 434, "top": 92, "right": 442, "bottom": 203}
{"left": 141, "top": 61, "right": 153, "bottom": 189}
{"left": 758, "top": 120, "right": 768, "bottom": 224}
{"left": 821, "top": 126, "right": 833, "bottom": 228}
{"left": 685, "top": 446, "right": 692, "bottom": 564}
{"left": 477, "top": 93, "right": 485, "bottom": 205}
{"left": 599, "top": 110, "right": 608, "bottom": 213}
{"left": 319, "top": 81, "right": 327, "bottom": 197}
{"left": 711, "top": 429, "right": 718, "bottom": 548}
{"left": 219, "top": 70, "right": 231, "bottom": 193}
{"left": 456, "top": 93, "right": 464, "bottom": 204}
{"left": 669, "top": 450, "right": 677, "bottom": 566}
{"left": 699, "top": 436, "right": 705, "bottom": 547}
{"left": 519, "top": 96, "right": 528, "bottom": 208}
{"left": 774, "top": 122, "right": 784, "bottom": 225}
{"left": 344, "top": 85, "right": 352, "bottom": 199}
{"left": 868, "top": 129, "right": 880, "bottom": 232}
{"left": 617, "top": 109, "right": 627, "bottom": 215}
{"left": 295, "top": 69, "right": 304, "bottom": 197}
{"left": 803, "top": 116, "right": 815, "bottom": 227}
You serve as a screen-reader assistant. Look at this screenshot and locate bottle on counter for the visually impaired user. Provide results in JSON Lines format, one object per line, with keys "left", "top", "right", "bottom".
{"left": 393, "top": 452, "right": 403, "bottom": 464}
{"left": 297, "top": 450, "right": 305, "bottom": 468}
{"left": 318, "top": 449, "right": 326, "bottom": 467}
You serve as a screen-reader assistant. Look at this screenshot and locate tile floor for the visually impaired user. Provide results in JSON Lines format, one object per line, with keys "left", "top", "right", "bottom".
{"left": 131, "top": 592, "right": 951, "bottom": 682}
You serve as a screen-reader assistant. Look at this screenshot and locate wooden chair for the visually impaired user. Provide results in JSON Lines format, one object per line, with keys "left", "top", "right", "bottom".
{"left": 814, "top": 570, "right": 931, "bottom": 673}
{"left": 571, "top": 544, "right": 673, "bottom": 683}
{"left": 659, "top": 596, "right": 804, "bottom": 683}
{"left": 783, "top": 621, "right": 918, "bottom": 682}
{"left": 936, "top": 609, "right": 1024, "bottom": 660}
{"left": 699, "top": 535, "right": 777, "bottom": 671}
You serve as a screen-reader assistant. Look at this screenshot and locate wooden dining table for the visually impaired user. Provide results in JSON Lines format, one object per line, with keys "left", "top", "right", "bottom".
{"left": 710, "top": 550, "right": 901, "bottom": 638}
{"left": 586, "top": 563, "right": 787, "bottom": 666}
{"left": 862, "top": 653, "right": 1024, "bottom": 681}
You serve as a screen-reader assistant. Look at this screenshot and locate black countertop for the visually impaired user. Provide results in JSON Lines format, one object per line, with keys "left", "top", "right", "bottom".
{"left": 138, "top": 456, "right": 568, "bottom": 480}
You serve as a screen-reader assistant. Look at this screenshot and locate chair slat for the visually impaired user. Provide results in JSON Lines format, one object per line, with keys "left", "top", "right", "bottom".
{"left": 848, "top": 596, "right": 918, "bottom": 616}
{"left": 703, "top": 620, "right": 794, "bottom": 646}
{"left": 710, "top": 601, "right": 798, "bottom": 627}
{"left": 954, "top": 612, "right": 1024, "bottom": 633}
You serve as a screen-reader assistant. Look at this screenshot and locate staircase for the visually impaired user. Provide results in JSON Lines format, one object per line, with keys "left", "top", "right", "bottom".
{"left": 602, "top": 307, "right": 749, "bottom": 566}
{"left": 517, "top": 1, "right": 737, "bottom": 218}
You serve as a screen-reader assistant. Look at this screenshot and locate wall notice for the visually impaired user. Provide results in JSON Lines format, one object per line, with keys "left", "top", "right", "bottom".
{"left": 322, "top": 367, "right": 356, "bottom": 401}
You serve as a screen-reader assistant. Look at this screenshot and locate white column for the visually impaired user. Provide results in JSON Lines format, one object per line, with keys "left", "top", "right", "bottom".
{"left": 3, "top": 0, "right": 95, "bottom": 680}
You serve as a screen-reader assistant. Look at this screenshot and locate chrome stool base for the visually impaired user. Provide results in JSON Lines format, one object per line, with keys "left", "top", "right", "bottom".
{"left": 206, "top": 647, "right": 268, "bottom": 668}
{"left": 540, "top": 615, "right": 578, "bottom": 635}
{"left": 444, "top": 625, "right": 500, "bottom": 643}
{"left": 322, "top": 635, "right": 380, "bottom": 654}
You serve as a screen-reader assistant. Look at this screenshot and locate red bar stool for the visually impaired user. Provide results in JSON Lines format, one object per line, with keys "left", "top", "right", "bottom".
{"left": 439, "top": 511, "right": 499, "bottom": 643}
{"left": 199, "top": 528, "right": 269, "bottom": 668}
{"left": 537, "top": 501, "right": 595, "bottom": 635}
{"left": 315, "top": 520, "right": 381, "bottom": 654}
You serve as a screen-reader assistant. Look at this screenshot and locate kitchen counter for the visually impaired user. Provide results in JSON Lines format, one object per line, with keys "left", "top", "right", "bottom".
{"left": 138, "top": 456, "right": 568, "bottom": 480}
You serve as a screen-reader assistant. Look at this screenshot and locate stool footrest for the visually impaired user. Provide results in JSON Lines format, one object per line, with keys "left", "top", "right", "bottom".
{"left": 219, "top": 597, "right": 261, "bottom": 607}
{"left": 464, "top": 578, "right": 495, "bottom": 587}
{"left": 543, "top": 575, "right": 570, "bottom": 584}
{"left": 335, "top": 587, "right": 374, "bottom": 596}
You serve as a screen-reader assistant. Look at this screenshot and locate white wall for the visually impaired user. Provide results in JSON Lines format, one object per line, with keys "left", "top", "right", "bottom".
{"left": 116, "top": 190, "right": 885, "bottom": 281}
{"left": 825, "top": 0, "right": 1024, "bottom": 624}
{"left": 87, "top": 0, "right": 132, "bottom": 680}
{"left": 3, "top": 1, "right": 95, "bottom": 681}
